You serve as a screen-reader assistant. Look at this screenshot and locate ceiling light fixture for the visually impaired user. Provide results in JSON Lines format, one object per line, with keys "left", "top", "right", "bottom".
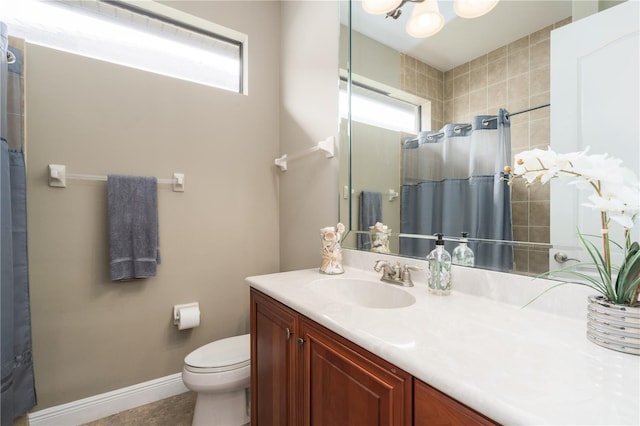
{"left": 362, "top": 0, "right": 424, "bottom": 20}
{"left": 362, "top": 0, "right": 500, "bottom": 38}
{"left": 453, "top": 0, "right": 499, "bottom": 18}
{"left": 406, "top": 0, "right": 444, "bottom": 38}
{"left": 361, "top": 0, "right": 403, "bottom": 16}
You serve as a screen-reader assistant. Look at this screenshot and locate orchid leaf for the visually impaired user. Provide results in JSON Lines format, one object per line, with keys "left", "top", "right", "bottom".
{"left": 615, "top": 243, "right": 640, "bottom": 304}
{"left": 542, "top": 262, "right": 605, "bottom": 285}
{"left": 577, "top": 231, "right": 611, "bottom": 290}
{"left": 616, "top": 241, "right": 638, "bottom": 288}
{"left": 555, "top": 271, "right": 608, "bottom": 293}
{"left": 581, "top": 233, "right": 625, "bottom": 250}
{"left": 535, "top": 265, "right": 608, "bottom": 294}
{"left": 620, "top": 276, "right": 640, "bottom": 304}
{"left": 522, "top": 282, "right": 571, "bottom": 309}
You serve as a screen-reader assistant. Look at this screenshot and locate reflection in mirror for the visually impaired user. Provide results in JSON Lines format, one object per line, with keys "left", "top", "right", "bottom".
{"left": 400, "top": 112, "right": 513, "bottom": 271}
{"left": 339, "top": 0, "right": 606, "bottom": 276}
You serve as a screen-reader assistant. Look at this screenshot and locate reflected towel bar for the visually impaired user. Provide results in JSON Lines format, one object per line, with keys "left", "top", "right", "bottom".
{"left": 344, "top": 187, "right": 398, "bottom": 202}
{"left": 48, "top": 164, "right": 185, "bottom": 192}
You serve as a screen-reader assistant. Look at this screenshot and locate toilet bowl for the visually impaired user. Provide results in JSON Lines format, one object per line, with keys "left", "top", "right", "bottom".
{"left": 182, "top": 333, "right": 250, "bottom": 426}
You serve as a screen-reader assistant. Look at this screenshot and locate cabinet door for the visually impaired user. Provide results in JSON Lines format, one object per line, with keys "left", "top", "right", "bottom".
{"left": 251, "top": 289, "right": 300, "bottom": 426}
{"left": 414, "top": 379, "right": 495, "bottom": 426}
{"left": 550, "top": 1, "right": 639, "bottom": 256}
{"left": 300, "top": 318, "right": 412, "bottom": 426}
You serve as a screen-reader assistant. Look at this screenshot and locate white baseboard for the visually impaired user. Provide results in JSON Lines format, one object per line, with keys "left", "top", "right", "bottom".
{"left": 28, "top": 373, "right": 189, "bottom": 426}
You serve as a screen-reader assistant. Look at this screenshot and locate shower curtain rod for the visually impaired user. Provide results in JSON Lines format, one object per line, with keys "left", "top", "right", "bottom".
{"left": 414, "top": 103, "right": 551, "bottom": 142}
{"left": 482, "top": 103, "right": 551, "bottom": 124}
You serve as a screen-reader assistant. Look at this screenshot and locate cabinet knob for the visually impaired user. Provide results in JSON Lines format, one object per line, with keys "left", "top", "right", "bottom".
{"left": 296, "top": 337, "right": 305, "bottom": 345}
{"left": 285, "top": 328, "right": 293, "bottom": 340}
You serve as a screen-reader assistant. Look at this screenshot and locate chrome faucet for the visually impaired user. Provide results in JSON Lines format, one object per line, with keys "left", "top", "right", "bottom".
{"left": 373, "top": 260, "right": 420, "bottom": 287}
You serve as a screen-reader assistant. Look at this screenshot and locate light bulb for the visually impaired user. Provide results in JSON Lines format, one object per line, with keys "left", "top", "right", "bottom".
{"left": 362, "top": 0, "right": 403, "bottom": 15}
{"left": 454, "top": 0, "right": 499, "bottom": 18}
{"left": 406, "top": 0, "right": 444, "bottom": 38}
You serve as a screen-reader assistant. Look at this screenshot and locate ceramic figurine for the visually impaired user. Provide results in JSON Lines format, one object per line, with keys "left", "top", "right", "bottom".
{"left": 320, "top": 222, "right": 345, "bottom": 274}
{"left": 369, "top": 222, "right": 391, "bottom": 253}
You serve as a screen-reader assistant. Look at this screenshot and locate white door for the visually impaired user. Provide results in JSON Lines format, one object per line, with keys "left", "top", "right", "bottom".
{"left": 550, "top": 0, "right": 639, "bottom": 268}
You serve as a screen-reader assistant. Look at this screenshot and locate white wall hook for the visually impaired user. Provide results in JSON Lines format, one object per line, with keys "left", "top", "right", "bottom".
{"left": 48, "top": 164, "right": 67, "bottom": 188}
{"left": 389, "top": 189, "right": 399, "bottom": 201}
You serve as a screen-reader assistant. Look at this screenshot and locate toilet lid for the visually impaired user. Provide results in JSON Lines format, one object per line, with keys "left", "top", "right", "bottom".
{"left": 184, "top": 334, "right": 250, "bottom": 373}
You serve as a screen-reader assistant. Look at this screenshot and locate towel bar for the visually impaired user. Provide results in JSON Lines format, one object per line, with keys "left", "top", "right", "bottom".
{"left": 48, "top": 164, "right": 185, "bottom": 192}
{"left": 275, "top": 136, "right": 334, "bottom": 171}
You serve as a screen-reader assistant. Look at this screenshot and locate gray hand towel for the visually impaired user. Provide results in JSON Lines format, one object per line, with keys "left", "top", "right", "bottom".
{"left": 358, "top": 191, "right": 382, "bottom": 250}
{"left": 107, "top": 175, "right": 160, "bottom": 281}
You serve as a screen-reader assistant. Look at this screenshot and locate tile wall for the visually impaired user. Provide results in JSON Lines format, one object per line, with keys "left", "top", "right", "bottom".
{"left": 400, "top": 17, "right": 572, "bottom": 274}
{"left": 399, "top": 55, "right": 445, "bottom": 131}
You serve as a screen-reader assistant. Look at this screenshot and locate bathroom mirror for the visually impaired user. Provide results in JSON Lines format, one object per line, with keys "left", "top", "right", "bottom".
{"left": 338, "top": 0, "right": 637, "bottom": 276}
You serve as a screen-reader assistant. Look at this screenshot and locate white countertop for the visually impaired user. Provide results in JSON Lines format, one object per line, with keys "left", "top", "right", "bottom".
{"left": 246, "top": 252, "right": 640, "bottom": 425}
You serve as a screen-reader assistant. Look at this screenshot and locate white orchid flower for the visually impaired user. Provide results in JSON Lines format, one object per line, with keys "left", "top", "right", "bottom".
{"left": 508, "top": 147, "right": 640, "bottom": 230}
{"left": 508, "top": 147, "right": 640, "bottom": 306}
{"left": 570, "top": 153, "right": 625, "bottom": 186}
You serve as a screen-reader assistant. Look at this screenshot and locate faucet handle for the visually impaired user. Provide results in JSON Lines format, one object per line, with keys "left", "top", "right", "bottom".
{"left": 400, "top": 264, "right": 420, "bottom": 286}
{"left": 403, "top": 264, "right": 421, "bottom": 271}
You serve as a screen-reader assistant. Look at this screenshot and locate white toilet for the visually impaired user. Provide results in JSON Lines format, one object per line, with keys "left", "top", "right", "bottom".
{"left": 182, "top": 333, "right": 251, "bottom": 426}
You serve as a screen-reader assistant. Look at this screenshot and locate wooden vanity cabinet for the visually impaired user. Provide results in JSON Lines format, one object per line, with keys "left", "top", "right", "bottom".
{"left": 251, "top": 289, "right": 300, "bottom": 426}
{"left": 413, "top": 380, "right": 497, "bottom": 426}
{"left": 251, "top": 289, "right": 411, "bottom": 425}
{"left": 251, "top": 288, "right": 495, "bottom": 426}
{"left": 300, "top": 317, "right": 412, "bottom": 426}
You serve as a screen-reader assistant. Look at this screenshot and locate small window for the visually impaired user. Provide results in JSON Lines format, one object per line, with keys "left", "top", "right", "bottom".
{"left": 339, "top": 80, "right": 420, "bottom": 134}
{"left": 1, "top": 0, "right": 246, "bottom": 93}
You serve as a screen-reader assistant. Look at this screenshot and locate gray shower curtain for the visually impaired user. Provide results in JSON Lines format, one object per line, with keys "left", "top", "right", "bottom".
{"left": 399, "top": 110, "right": 513, "bottom": 271}
{"left": 1, "top": 23, "right": 37, "bottom": 425}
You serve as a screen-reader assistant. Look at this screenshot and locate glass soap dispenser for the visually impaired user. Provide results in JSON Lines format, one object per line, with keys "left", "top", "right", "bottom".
{"left": 426, "top": 233, "right": 452, "bottom": 296}
{"left": 452, "top": 232, "right": 475, "bottom": 267}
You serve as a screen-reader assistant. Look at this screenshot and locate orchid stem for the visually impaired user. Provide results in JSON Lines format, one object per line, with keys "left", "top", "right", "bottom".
{"left": 600, "top": 211, "right": 612, "bottom": 278}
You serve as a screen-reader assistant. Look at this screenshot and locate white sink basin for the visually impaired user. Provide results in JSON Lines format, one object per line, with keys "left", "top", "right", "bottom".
{"left": 310, "top": 277, "right": 416, "bottom": 309}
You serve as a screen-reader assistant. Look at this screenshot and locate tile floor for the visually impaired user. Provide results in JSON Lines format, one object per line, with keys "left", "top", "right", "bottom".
{"left": 82, "top": 392, "right": 196, "bottom": 426}
{"left": 13, "top": 392, "right": 196, "bottom": 426}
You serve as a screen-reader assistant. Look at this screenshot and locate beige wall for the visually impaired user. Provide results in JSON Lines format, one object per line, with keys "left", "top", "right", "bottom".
{"left": 345, "top": 25, "right": 402, "bottom": 90}
{"left": 278, "top": 1, "right": 340, "bottom": 272}
{"left": 343, "top": 120, "right": 402, "bottom": 253}
{"left": 25, "top": 1, "right": 285, "bottom": 409}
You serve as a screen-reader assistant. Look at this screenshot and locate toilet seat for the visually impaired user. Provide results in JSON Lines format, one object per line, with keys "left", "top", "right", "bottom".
{"left": 184, "top": 334, "right": 250, "bottom": 374}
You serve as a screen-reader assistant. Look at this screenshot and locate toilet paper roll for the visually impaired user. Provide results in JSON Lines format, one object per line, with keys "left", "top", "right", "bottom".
{"left": 177, "top": 305, "right": 200, "bottom": 330}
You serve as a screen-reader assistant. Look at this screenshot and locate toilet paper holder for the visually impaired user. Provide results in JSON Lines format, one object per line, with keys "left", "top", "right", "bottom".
{"left": 173, "top": 302, "right": 199, "bottom": 326}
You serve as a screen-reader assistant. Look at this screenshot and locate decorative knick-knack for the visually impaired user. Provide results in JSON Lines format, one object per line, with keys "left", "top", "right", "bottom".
{"left": 369, "top": 222, "right": 391, "bottom": 254}
{"left": 320, "top": 222, "right": 345, "bottom": 274}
